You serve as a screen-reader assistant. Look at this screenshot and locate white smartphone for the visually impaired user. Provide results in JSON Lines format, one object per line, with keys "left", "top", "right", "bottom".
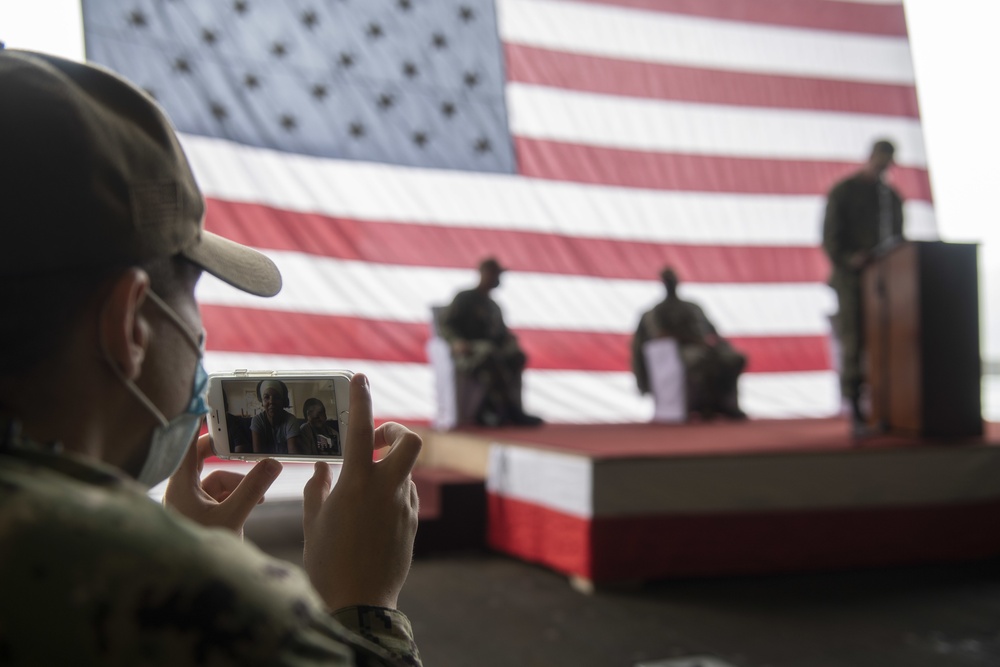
{"left": 206, "top": 370, "right": 353, "bottom": 462}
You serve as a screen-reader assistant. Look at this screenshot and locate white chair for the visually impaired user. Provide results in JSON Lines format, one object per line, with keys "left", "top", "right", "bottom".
{"left": 426, "top": 306, "right": 488, "bottom": 430}
{"left": 643, "top": 338, "right": 686, "bottom": 423}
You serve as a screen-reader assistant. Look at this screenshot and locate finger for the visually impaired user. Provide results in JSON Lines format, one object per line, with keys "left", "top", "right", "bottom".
{"left": 303, "top": 461, "right": 332, "bottom": 535}
{"left": 218, "top": 458, "right": 282, "bottom": 526}
{"left": 168, "top": 433, "right": 203, "bottom": 488}
{"left": 201, "top": 469, "right": 248, "bottom": 501}
{"left": 409, "top": 479, "right": 419, "bottom": 514}
{"left": 342, "top": 373, "right": 375, "bottom": 472}
{"left": 377, "top": 423, "right": 423, "bottom": 479}
{"left": 195, "top": 432, "right": 215, "bottom": 463}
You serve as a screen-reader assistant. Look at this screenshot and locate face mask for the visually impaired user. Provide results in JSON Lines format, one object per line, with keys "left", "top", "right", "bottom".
{"left": 102, "top": 289, "right": 209, "bottom": 487}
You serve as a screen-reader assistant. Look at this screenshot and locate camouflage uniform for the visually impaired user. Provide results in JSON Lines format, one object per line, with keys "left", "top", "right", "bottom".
{"left": 440, "top": 288, "right": 527, "bottom": 422}
{"left": 632, "top": 296, "right": 746, "bottom": 417}
{"left": 0, "top": 418, "right": 420, "bottom": 666}
{"left": 822, "top": 174, "right": 904, "bottom": 400}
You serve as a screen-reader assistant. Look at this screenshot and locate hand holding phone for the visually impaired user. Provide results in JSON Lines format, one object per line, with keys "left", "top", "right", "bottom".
{"left": 302, "top": 373, "right": 422, "bottom": 611}
{"left": 164, "top": 432, "right": 282, "bottom": 536}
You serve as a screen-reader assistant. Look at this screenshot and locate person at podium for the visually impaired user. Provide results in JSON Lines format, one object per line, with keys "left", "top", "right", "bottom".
{"left": 822, "top": 139, "right": 905, "bottom": 432}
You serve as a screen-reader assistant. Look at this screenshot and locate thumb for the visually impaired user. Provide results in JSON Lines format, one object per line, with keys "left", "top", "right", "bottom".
{"left": 303, "top": 461, "right": 332, "bottom": 536}
{"left": 218, "top": 458, "right": 282, "bottom": 526}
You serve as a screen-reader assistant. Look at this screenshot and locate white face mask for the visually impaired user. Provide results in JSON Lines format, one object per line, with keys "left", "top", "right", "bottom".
{"left": 103, "top": 289, "right": 208, "bottom": 487}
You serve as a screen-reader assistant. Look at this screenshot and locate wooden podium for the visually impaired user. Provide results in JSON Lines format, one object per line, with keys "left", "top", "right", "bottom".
{"left": 862, "top": 241, "right": 982, "bottom": 437}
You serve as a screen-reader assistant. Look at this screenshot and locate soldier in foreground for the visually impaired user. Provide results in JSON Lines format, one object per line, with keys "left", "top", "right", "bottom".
{"left": 0, "top": 50, "right": 422, "bottom": 665}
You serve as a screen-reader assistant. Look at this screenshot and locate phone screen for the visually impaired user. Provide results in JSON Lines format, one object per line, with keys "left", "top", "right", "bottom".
{"left": 216, "top": 376, "right": 347, "bottom": 458}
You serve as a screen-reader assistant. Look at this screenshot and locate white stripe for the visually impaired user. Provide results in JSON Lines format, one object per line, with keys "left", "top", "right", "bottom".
{"left": 508, "top": 83, "right": 927, "bottom": 166}
{"left": 197, "top": 253, "right": 838, "bottom": 336}
{"left": 498, "top": 0, "right": 916, "bottom": 85}
{"left": 203, "top": 352, "right": 840, "bottom": 422}
{"left": 182, "top": 135, "right": 936, "bottom": 246}
{"left": 487, "top": 445, "right": 593, "bottom": 518}
{"left": 485, "top": 442, "right": 1000, "bottom": 518}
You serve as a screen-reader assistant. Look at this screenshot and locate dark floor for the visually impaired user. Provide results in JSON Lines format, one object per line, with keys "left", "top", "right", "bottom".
{"left": 260, "top": 538, "right": 1000, "bottom": 667}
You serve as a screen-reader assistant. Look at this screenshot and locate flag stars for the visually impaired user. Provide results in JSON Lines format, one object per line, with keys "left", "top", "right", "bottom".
{"left": 459, "top": 6, "right": 475, "bottom": 22}
{"left": 271, "top": 42, "right": 288, "bottom": 58}
{"left": 376, "top": 93, "right": 395, "bottom": 110}
{"left": 441, "top": 101, "right": 456, "bottom": 118}
{"left": 463, "top": 71, "right": 479, "bottom": 88}
{"left": 173, "top": 58, "right": 191, "bottom": 74}
{"left": 367, "top": 22, "right": 384, "bottom": 39}
{"left": 338, "top": 52, "right": 355, "bottom": 68}
{"left": 311, "top": 83, "right": 328, "bottom": 100}
{"left": 432, "top": 33, "right": 447, "bottom": 49}
{"left": 301, "top": 10, "right": 318, "bottom": 29}
{"left": 349, "top": 122, "right": 365, "bottom": 138}
{"left": 127, "top": 10, "right": 147, "bottom": 28}
{"left": 474, "top": 137, "right": 491, "bottom": 153}
{"left": 412, "top": 131, "right": 428, "bottom": 147}
{"left": 397, "top": 0, "right": 412, "bottom": 10}
{"left": 234, "top": 0, "right": 248, "bottom": 14}
{"left": 202, "top": 28, "right": 218, "bottom": 45}
{"left": 244, "top": 73, "right": 260, "bottom": 89}
{"left": 280, "top": 114, "right": 297, "bottom": 131}
{"left": 210, "top": 102, "right": 228, "bottom": 121}
{"left": 402, "top": 61, "right": 418, "bottom": 78}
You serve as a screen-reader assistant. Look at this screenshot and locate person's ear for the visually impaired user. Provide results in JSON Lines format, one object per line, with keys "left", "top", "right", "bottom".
{"left": 100, "top": 268, "right": 151, "bottom": 381}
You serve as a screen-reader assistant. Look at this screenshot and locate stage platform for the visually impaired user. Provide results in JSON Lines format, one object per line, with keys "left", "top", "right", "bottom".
{"left": 418, "top": 419, "right": 1000, "bottom": 587}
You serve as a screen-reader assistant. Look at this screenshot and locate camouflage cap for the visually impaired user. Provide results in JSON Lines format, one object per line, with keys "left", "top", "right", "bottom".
{"left": 0, "top": 49, "right": 281, "bottom": 297}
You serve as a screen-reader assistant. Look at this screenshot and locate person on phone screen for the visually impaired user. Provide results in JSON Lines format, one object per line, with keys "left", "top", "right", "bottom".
{"left": 250, "top": 380, "right": 303, "bottom": 455}
{"left": 300, "top": 398, "right": 342, "bottom": 456}
{"left": 0, "top": 51, "right": 422, "bottom": 666}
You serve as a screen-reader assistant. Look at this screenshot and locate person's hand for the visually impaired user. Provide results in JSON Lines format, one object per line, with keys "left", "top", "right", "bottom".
{"left": 164, "top": 432, "right": 282, "bottom": 537}
{"left": 302, "top": 373, "right": 421, "bottom": 611}
{"left": 848, "top": 251, "right": 869, "bottom": 270}
{"left": 451, "top": 339, "right": 471, "bottom": 356}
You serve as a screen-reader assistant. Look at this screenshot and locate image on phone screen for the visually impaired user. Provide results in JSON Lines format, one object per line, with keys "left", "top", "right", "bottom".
{"left": 219, "top": 377, "right": 344, "bottom": 457}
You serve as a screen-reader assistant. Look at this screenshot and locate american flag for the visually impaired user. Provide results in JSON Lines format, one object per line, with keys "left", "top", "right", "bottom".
{"left": 81, "top": 0, "right": 937, "bottom": 424}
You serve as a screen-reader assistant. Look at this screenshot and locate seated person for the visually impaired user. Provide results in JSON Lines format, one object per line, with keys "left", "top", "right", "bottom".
{"left": 226, "top": 411, "right": 254, "bottom": 453}
{"left": 632, "top": 267, "right": 748, "bottom": 420}
{"left": 300, "top": 397, "right": 342, "bottom": 456}
{"left": 251, "top": 380, "right": 303, "bottom": 454}
{"left": 440, "top": 257, "right": 542, "bottom": 427}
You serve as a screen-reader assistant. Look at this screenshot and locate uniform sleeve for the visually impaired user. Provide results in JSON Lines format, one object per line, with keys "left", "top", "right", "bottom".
{"left": 331, "top": 607, "right": 421, "bottom": 666}
{"left": 632, "top": 313, "right": 651, "bottom": 394}
{"left": 438, "top": 292, "right": 465, "bottom": 342}
{"left": 822, "top": 183, "right": 853, "bottom": 270}
{"left": 892, "top": 187, "right": 905, "bottom": 239}
{"left": 0, "top": 460, "right": 423, "bottom": 667}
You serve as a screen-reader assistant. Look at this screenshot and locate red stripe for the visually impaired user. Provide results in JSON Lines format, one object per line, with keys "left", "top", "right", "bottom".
{"left": 515, "top": 137, "right": 934, "bottom": 201}
{"left": 562, "top": 0, "right": 908, "bottom": 37}
{"left": 488, "top": 494, "right": 1000, "bottom": 582}
{"left": 201, "top": 306, "right": 832, "bottom": 374}
{"left": 506, "top": 44, "right": 920, "bottom": 118}
{"left": 205, "top": 199, "right": 828, "bottom": 284}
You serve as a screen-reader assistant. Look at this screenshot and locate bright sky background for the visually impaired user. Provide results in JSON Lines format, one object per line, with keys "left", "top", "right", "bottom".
{"left": 3, "top": 0, "right": 1000, "bottom": 358}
